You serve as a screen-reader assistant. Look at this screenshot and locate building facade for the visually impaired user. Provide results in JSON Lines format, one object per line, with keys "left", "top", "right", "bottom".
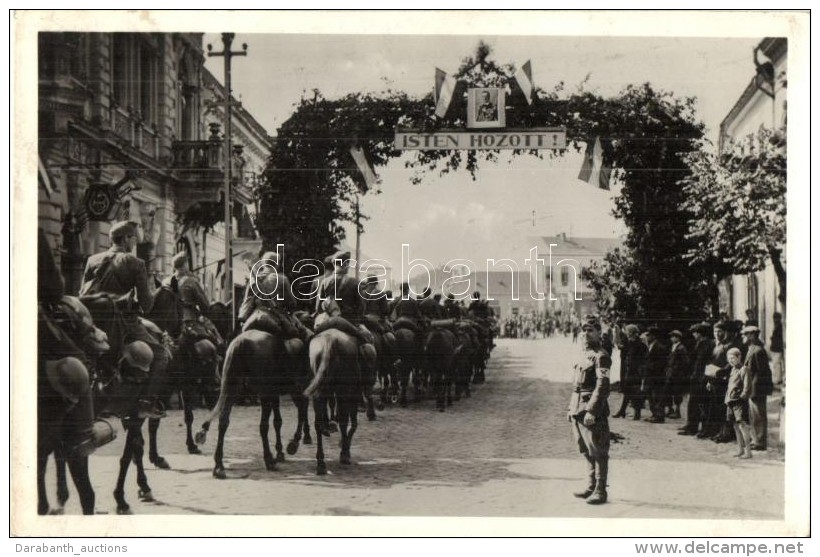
{"left": 717, "top": 37, "right": 787, "bottom": 343}
{"left": 38, "top": 32, "right": 271, "bottom": 306}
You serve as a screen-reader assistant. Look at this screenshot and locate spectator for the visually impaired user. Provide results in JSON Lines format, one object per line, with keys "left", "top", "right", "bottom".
{"left": 725, "top": 347, "right": 753, "bottom": 459}
{"left": 644, "top": 327, "right": 669, "bottom": 423}
{"left": 741, "top": 325, "right": 773, "bottom": 451}
{"left": 704, "top": 321, "right": 745, "bottom": 443}
{"left": 665, "top": 330, "right": 689, "bottom": 420}
{"left": 679, "top": 323, "right": 714, "bottom": 436}
{"left": 770, "top": 312, "right": 785, "bottom": 387}
{"left": 612, "top": 324, "right": 647, "bottom": 420}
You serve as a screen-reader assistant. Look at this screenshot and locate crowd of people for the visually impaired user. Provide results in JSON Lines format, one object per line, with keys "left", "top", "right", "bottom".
{"left": 500, "top": 311, "right": 580, "bottom": 340}
{"left": 610, "top": 317, "right": 782, "bottom": 458}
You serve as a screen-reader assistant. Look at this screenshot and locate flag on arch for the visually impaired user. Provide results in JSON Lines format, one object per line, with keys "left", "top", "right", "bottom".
{"left": 349, "top": 146, "right": 380, "bottom": 194}
{"left": 514, "top": 60, "right": 534, "bottom": 105}
{"left": 577, "top": 137, "right": 612, "bottom": 190}
{"left": 434, "top": 68, "right": 457, "bottom": 118}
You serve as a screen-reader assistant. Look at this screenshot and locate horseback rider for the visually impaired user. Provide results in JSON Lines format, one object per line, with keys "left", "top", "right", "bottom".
{"left": 444, "top": 292, "right": 464, "bottom": 320}
{"left": 79, "top": 221, "right": 167, "bottom": 418}
{"left": 313, "top": 251, "right": 377, "bottom": 372}
{"left": 389, "top": 282, "right": 424, "bottom": 335}
{"left": 170, "top": 252, "right": 224, "bottom": 355}
{"left": 419, "top": 287, "right": 444, "bottom": 321}
{"left": 238, "top": 251, "right": 313, "bottom": 354}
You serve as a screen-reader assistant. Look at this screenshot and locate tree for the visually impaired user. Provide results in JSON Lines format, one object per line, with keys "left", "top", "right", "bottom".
{"left": 680, "top": 126, "right": 787, "bottom": 310}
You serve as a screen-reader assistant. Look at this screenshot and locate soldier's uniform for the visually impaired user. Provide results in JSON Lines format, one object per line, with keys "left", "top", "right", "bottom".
{"left": 79, "top": 222, "right": 168, "bottom": 386}
{"left": 568, "top": 317, "right": 611, "bottom": 504}
{"left": 389, "top": 285, "right": 424, "bottom": 334}
{"left": 172, "top": 255, "right": 224, "bottom": 354}
{"left": 79, "top": 221, "right": 168, "bottom": 417}
{"left": 239, "top": 253, "right": 311, "bottom": 344}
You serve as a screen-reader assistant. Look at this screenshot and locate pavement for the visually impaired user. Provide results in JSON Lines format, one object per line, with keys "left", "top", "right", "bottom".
{"left": 38, "top": 336, "right": 786, "bottom": 530}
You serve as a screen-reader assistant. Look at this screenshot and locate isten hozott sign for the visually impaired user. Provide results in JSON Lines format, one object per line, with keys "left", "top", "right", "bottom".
{"left": 394, "top": 128, "right": 566, "bottom": 151}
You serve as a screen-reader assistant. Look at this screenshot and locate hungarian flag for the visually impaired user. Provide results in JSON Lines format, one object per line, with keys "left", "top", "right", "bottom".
{"left": 577, "top": 137, "right": 612, "bottom": 190}
{"left": 514, "top": 60, "right": 534, "bottom": 105}
{"left": 434, "top": 68, "right": 457, "bottom": 118}
{"left": 350, "top": 146, "right": 379, "bottom": 194}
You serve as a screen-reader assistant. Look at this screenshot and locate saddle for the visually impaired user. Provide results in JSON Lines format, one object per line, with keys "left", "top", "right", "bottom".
{"left": 393, "top": 316, "right": 420, "bottom": 332}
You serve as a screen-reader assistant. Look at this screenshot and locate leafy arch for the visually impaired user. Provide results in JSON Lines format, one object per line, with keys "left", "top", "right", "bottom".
{"left": 257, "top": 42, "right": 708, "bottom": 319}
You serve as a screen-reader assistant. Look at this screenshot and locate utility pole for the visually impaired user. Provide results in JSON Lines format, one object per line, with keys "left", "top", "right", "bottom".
{"left": 207, "top": 33, "right": 247, "bottom": 329}
{"left": 354, "top": 194, "right": 361, "bottom": 281}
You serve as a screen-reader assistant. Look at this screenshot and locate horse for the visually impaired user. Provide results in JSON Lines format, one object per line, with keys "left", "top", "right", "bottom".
{"left": 423, "top": 326, "right": 457, "bottom": 411}
{"left": 194, "top": 328, "right": 312, "bottom": 478}
{"left": 392, "top": 325, "right": 426, "bottom": 407}
{"left": 142, "top": 283, "right": 222, "bottom": 464}
{"left": 303, "top": 328, "right": 364, "bottom": 475}
{"left": 452, "top": 323, "right": 477, "bottom": 401}
{"left": 37, "top": 297, "right": 116, "bottom": 515}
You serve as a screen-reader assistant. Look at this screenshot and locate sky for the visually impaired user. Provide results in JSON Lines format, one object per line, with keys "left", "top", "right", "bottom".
{"left": 204, "top": 32, "right": 762, "bottom": 269}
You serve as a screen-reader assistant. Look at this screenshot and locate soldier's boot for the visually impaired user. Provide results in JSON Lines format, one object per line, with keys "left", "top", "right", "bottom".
{"left": 587, "top": 457, "right": 609, "bottom": 505}
{"left": 573, "top": 456, "right": 596, "bottom": 499}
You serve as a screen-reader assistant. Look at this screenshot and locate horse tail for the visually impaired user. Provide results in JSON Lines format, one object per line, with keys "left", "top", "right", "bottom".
{"left": 304, "top": 334, "right": 330, "bottom": 398}
{"left": 196, "top": 332, "right": 244, "bottom": 443}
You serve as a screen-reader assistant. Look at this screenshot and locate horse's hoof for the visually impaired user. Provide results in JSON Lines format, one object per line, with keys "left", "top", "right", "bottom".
{"left": 316, "top": 462, "right": 328, "bottom": 476}
{"left": 48, "top": 507, "right": 65, "bottom": 516}
{"left": 265, "top": 459, "right": 277, "bottom": 472}
{"left": 366, "top": 409, "right": 376, "bottom": 421}
{"left": 187, "top": 445, "right": 202, "bottom": 455}
{"left": 150, "top": 456, "right": 170, "bottom": 470}
{"left": 321, "top": 428, "right": 331, "bottom": 437}
{"left": 303, "top": 434, "right": 313, "bottom": 445}
{"left": 213, "top": 467, "right": 227, "bottom": 480}
{"left": 194, "top": 430, "right": 208, "bottom": 445}
{"left": 276, "top": 452, "right": 286, "bottom": 463}
{"left": 375, "top": 400, "right": 385, "bottom": 411}
{"left": 116, "top": 506, "right": 133, "bottom": 515}
{"left": 286, "top": 440, "right": 299, "bottom": 455}
{"left": 327, "top": 421, "right": 339, "bottom": 433}
{"left": 138, "top": 489, "right": 154, "bottom": 502}
{"left": 340, "top": 453, "right": 351, "bottom": 465}
{"left": 465, "top": 390, "right": 471, "bottom": 398}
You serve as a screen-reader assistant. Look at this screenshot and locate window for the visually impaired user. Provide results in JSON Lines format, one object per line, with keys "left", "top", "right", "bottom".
{"left": 561, "top": 266, "right": 569, "bottom": 287}
{"left": 746, "top": 274, "right": 759, "bottom": 322}
{"left": 110, "top": 33, "right": 159, "bottom": 124}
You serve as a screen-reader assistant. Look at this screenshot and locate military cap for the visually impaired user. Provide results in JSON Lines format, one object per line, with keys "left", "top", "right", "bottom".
{"left": 109, "top": 221, "right": 138, "bottom": 241}
{"left": 364, "top": 274, "right": 379, "bottom": 285}
{"left": 647, "top": 326, "right": 662, "bottom": 336}
{"left": 260, "top": 251, "right": 280, "bottom": 267}
{"left": 669, "top": 329, "right": 683, "bottom": 339}
{"left": 172, "top": 251, "right": 189, "bottom": 270}
{"left": 689, "top": 323, "right": 710, "bottom": 336}
{"left": 582, "top": 316, "right": 602, "bottom": 331}
{"left": 713, "top": 321, "right": 729, "bottom": 331}
{"left": 741, "top": 325, "right": 760, "bottom": 334}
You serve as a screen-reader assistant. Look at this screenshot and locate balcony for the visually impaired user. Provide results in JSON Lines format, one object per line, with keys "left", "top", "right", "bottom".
{"left": 171, "top": 124, "right": 225, "bottom": 212}
{"left": 109, "top": 105, "right": 160, "bottom": 159}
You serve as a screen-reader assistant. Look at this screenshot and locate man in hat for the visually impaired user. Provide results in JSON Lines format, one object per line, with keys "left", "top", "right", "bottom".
{"left": 419, "top": 287, "right": 443, "bottom": 321}
{"left": 567, "top": 316, "right": 612, "bottom": 504}
{"left": 80, "top": 221, "right": 167, "bottom": 416}
{"left": 239, "top": 251, "right": 312, "bottom": 350}
{"left": 172, "top": 251, "right": 224, "bottom": 356}
{"left": 680, "top": 323, "right": 715, "bottom": 436}
{"left": 314, "top": 251, "right": 377, "bottom": 372}
{"left": 643, "top": 326, "right": 669, "bottom": 423}
{"left": 389, "top": 282, "right": 424, "bottom": 334}
{"left": 740, "top": 325, "right": 773, "bottom": 450}
{"left": 664, "top": 330, "right": 690, "bottom": 420}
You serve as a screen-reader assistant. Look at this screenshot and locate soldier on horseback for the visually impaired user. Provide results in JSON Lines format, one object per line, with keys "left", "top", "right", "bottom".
{"left": 79, "top": 221, "right": 167, "bottom": 419}
{"left": 389, "top": 282, "right": 424, "bottom": 334}
{"left": 171, "top": 252, "right": 224, "bottom": 356}
{"left": 313, "top": 251, "right": 377, "bottom": 374}
{"left": 238, "top": 251, "right": 313, "bottom": 354}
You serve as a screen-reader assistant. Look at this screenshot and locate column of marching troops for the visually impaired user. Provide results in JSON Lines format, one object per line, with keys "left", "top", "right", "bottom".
{"left": 36, "top": 221, "right": 497, "bottom": 514}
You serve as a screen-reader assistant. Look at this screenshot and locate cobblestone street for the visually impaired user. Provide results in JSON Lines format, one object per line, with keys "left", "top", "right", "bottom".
{"left": 44, "top": 337, "right": 784, "bottom": 520}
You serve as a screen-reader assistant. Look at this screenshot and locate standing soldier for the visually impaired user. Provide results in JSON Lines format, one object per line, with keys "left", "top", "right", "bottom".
{"left": 79, "top": 221, "right": 167, "bottom": 417}
{"left": 567, "top": 316, "right": 612, "bottom": 505}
